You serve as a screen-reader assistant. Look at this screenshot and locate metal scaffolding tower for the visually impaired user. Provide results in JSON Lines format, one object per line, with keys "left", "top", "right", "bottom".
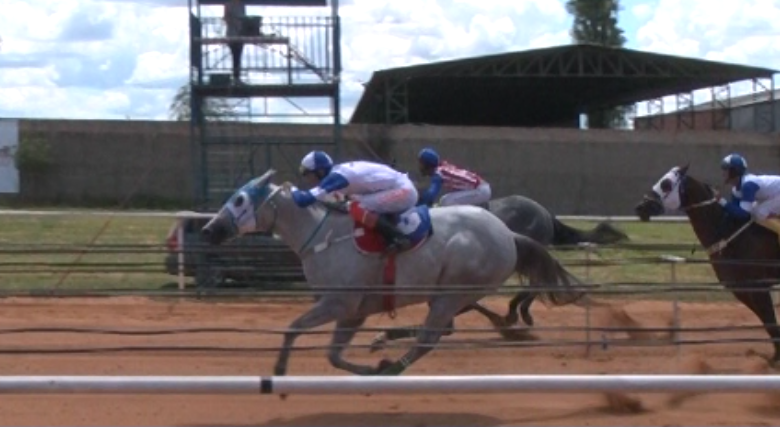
{"left": 188, "top": 0, "right": 341, "bottom": 208}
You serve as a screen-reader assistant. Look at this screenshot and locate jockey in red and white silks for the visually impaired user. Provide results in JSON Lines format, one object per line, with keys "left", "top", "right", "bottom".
{"left": 417, "top": 147, "right": 491, "bottom": 207}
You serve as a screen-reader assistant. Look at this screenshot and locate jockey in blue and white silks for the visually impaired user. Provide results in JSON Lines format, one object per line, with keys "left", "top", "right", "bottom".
{"left": 719, "top": 153, "right": 780, "bottom": 242}
{"left": 292, "top": 150, "right": 419, "bottom": 251}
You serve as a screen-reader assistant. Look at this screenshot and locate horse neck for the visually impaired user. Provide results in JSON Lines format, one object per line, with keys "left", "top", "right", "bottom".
{"left": 685, "top": 200, "right": 723, "bottom": 251}
{"left": 268, "top": 194, "right": 333, "bottom": 256}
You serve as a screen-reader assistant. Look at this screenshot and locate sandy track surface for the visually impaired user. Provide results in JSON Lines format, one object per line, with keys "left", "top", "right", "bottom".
{"left": 0, "top": 296, "right": 777, "bottom": 426}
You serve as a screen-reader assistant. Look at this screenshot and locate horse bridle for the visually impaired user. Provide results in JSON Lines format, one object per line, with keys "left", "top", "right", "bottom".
{"left": 680, "top": 183, "right": 720, "bottom": 212}
{"left": 644, "top": 174, "right": 720, "bottom": 214}
{"left": 253, "top": 184, "right": 336, "bottom": 256}
{"left": 253, "top": 185, "right": 282, "bottom": 234}
{"left": 657, "top": 175, "right": 752, "bottom": 255}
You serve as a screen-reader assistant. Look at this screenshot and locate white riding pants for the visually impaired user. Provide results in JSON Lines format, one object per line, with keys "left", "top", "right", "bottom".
{"left": 439, "top": 182, "right": 492, "bottom": 207}
{"left": 753, "top": 195, "right": 780, "bottom": 220}
{"left": 351, "top": 179, "right": 419, "bottom": 214}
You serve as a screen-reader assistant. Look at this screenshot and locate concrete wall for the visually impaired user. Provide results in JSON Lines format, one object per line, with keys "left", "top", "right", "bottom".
{"left": 730, "top": 100, "right": 780, "bottom": 133}
{"left": 6, "top": 119, "right": 780, "bottom": 215}
{"left": 14, "top": 120, "right": 195, "bottom": 207}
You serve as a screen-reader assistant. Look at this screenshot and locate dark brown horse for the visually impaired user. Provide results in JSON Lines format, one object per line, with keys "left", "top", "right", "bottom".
{"left": 634, "top": 164, "right": 780, "bottom": 362}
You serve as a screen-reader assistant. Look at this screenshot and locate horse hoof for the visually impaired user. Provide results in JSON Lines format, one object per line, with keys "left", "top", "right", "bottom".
{"left": 521, "top": 313, "right": 535, "bottom": 327}
{"left": 378, "top": 362, "right": 405, "bottom": 376}
{"left": 274, "top": 367, "right": 287, "bottom": 376}
{"left": 376, "top": 358, "right": 394, "bottom": 372}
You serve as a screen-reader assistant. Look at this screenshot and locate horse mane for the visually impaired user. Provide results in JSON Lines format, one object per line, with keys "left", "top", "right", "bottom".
{"left": 685, "top": 173, "right": 765, "bottom": 239}
{"left": 683, "top": 173, "right": 715, "bottom": 196}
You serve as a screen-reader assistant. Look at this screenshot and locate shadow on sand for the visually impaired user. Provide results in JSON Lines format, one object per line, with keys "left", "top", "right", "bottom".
{"left": 179, "top": 401, "right": 649, "bottom": 427}
{"left": 180, "top": 411, "right": 502, "bottom": 427}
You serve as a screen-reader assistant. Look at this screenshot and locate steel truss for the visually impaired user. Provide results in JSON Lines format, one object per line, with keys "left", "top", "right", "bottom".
{"left": 752, "top": 77, "right": 776, "bottom": 133}
{"left": 675, "top": 92, "right": 695, "bottom": 130}
{"left": 363, "top": 45, "right": 777, "bottom": 129}
{"left": 710, "top": 84, "right": 731, "bottom": 130}
{"left": 188, "top": 0, "right": 342, "bottom": 208}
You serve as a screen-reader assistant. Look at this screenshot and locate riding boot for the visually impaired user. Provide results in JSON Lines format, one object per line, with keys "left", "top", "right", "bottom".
{"left": 756, "top": 217, "right": 780, "bottom": 245}
{"left": 373, "top": 214, "right": 412, "bottom": 253}
{"left": 348, "top": 202, "right": 411, "bottom": 253}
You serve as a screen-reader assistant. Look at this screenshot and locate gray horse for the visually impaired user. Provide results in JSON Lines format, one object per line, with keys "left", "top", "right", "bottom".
{"left": 486, "top": 195, "right": 628, "bottom": 247}
{"left": 370, "top": 194, "right": 629, "bottom": 351}
{"left": 201, "top": 169, "right": 584, "bottom": 377}
{"left": 485, "top": 195, "right": 627, "bottom": 321}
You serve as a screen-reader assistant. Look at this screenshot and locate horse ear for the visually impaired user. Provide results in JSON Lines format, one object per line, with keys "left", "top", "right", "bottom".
{"left": 255, "top": 169, "right": 277, "bottom": 186}
{"left": 678, "top": 162, "right": 690, "bottom": 176}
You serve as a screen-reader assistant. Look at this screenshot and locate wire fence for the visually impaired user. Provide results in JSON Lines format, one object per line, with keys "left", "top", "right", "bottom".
{"left": 1, "top": 239, "right": 777, "bottom": 293}
{"left": 1, "top": 209, "right": 779, "bottom": 357}
{"left": 0, "top": 312, "right": 772, "bottom": 355}
{"left": 0, "top": 209, "right": 722, "bottom": 294}
{"left": 1, "top": 233, "right": 779, "bottom": 296}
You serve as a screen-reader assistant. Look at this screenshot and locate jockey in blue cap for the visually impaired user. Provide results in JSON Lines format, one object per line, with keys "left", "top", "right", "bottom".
{"left": 292, "top": 150, "right": 419, "bottom": 252}
{"left": 417, "top": 147, "right": 491, "bottom": 207}
{"left": 718, "top": 152, "right": 780, "bottom": 243}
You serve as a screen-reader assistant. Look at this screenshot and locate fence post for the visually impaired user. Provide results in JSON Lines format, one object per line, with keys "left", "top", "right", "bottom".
{"left": 660, "top": 254, "right": 685, "bottom": 359}
{"left": 578, "top": 242, "right": 597, "bottom": 357}
{"left": 176, "top": 215, "right": 186, "bottom": 291}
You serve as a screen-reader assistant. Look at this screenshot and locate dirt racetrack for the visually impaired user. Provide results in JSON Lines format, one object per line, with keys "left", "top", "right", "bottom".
{"left": 0, "top": 295, "right": 779, "bottom": 426}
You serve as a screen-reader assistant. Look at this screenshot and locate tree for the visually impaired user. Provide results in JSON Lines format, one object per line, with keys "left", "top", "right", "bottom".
{"left": 168, "top": 83, "right": 238, "bottom": 122}
{"left": 566, "top": 0, "right": 630, "bottom": 129}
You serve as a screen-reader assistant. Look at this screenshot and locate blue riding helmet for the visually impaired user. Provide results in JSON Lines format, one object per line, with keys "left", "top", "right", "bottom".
{"left": 418, "top": 148, "right": 440, "bottom": 168}
{"left": 299, "top": 150, "right": 333, "bottom": 176}
{"left": 720, "top": 153, "right": 748, "bottom": 175}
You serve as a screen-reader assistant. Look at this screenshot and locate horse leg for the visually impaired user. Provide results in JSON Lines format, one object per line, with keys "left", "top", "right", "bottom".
{"left": 505, "top": 273, "right": 537, "bottom": 327}
{"left": 733, "top": 289, "right": 780, "bottom": 363}
{"left": 506, "top": 291, "right": 536, "bottom": 327}
{"left": 274, "top": 296, "right": 353, "bottom": 377}
{"left": 369, "top": 303, "right": 473, "bottom": 353}
{"left": 374, "top": 297, "right": 466, "bottom": 376}
{"left": 519, "top": 294, "right": 537, "bottom": 326}
{"left": 327, "top": 317, "right": 379, "bottom": 375}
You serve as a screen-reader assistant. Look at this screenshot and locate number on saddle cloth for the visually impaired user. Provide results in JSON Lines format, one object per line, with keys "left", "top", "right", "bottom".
{"left": 396, "top": 205, "right": 434, "bottom": 242}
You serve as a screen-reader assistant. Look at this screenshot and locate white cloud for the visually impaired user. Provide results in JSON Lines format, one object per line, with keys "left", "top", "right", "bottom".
{"left": 631, "top": 4, "right": 653, "bottom": 20}
{"left": 632, "top": 0, "right": 780, "bottom": 115}
{"left": 636, "top": 0, "right": 780, "bottom": 68}
{"left": 1, "top": 0, "right": 778, "bottom": 122}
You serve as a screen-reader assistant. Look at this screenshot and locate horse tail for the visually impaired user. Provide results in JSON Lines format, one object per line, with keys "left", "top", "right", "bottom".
{"left": 512, "top": 234, "right": 586, "bottom": 308}
{"left": 551, "top": 216, "right": 629, "bottom": 247}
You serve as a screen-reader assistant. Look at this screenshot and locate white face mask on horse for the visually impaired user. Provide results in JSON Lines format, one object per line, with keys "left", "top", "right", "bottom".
{"left": 651, "top": 166, "right": 685, "bottom": 213}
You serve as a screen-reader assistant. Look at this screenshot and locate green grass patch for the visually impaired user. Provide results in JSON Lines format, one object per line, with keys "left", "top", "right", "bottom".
{"left": 547, "top": 220, "right": 720, "bottom": 302}
{"left": 0, "top": 213, "right": 175, "bottom": 291}
{"left": 0, "top": 213, "right": 723, "bottom": 300}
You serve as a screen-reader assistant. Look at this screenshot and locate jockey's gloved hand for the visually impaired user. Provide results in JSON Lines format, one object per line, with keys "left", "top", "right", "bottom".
{"left": 292, "top": 190, "right": 317, "bottom": 208}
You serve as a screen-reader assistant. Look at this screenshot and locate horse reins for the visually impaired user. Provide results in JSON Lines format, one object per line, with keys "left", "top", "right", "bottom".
{"left": 675, "top": 177, "right": 753, "bottom": 256}
{"left": 254, "top": 185, "right": 281, "bottom": 236}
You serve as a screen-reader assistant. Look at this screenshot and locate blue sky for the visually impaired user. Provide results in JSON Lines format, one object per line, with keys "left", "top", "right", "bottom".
{"left": 620, "top": 0, "right": 653, "bottom": 49}
{"left": 0, "top": 0, "right": 778, "bottom": 122}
